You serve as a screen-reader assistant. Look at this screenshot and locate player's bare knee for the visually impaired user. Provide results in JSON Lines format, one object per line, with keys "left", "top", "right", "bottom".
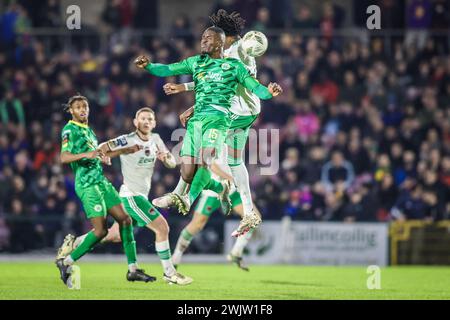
{"left": 120, "top": 215, "right": 132, "bottom": 227}
{"left": 181, "top": 170, "right": 194, "bottom": 184}
{"left": 181, "top": 165, "right": 195, "bottom": 183}
{"left": 94, "top": 228, "right": 108, "bottom": 239}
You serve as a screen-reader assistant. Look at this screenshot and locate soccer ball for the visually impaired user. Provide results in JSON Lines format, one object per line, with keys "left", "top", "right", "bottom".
{"left": 241, "top": 31, "right": 268, "bottom": 57}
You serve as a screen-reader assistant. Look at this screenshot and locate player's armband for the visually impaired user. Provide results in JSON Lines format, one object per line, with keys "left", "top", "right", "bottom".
{"left": 107, "top": 136, "right": 128, "bottom": 151}
{"left": 184, "top": 82, "right": 195, "bottom": 91}
{"left": 61, "top": 130, "right": 71, "bottom": 152}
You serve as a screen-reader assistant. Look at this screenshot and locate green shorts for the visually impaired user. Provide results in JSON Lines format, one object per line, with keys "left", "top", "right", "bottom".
{"left": 121, "top": 195, "right": 161, "bottom": 227}
{"left": 226, "top": 113, "right": 259, "bottom": 151}
{"left": 194, "top": 190, "right": 242, "bottom": 217}
{"left": 76, "top": 180, "right": 122, "bottom": 219}
{"left": 180, "top": 113, "right": 231, "bottom": 159}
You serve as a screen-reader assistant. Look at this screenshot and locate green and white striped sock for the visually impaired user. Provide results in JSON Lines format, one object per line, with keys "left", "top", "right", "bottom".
{"left": 172, "top": 228, "right": 194, "bottom": 265}
{"left": 155, "top": 240, "right": 176, "bottom": 276}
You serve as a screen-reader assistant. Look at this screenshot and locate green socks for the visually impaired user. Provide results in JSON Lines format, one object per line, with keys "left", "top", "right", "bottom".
{"left": 68, "top": 225, "right": 137, "bottom": 266}
{"left": 119, "top": 224, "right": 137, "bottom": 265}
{"left": 205, "top": 178, "right": 224, "bottom": 194}
{"left": 189, "top": 167, "right": 225, "bottom": 203}
{"left": 188, "top": 166, "right": 212, "bottom": 203}
{"left": 70, "top": 231, "right": 102, "bottom": 261}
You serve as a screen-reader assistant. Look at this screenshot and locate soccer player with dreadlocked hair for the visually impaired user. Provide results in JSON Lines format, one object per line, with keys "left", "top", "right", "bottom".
{"left": 154, "top": 9, "right": 269, "bottom": 238}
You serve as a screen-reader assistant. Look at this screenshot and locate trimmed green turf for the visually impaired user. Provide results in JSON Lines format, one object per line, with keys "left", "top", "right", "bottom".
{"left": 1, "top": 262, "right": 450, "bottom": 299}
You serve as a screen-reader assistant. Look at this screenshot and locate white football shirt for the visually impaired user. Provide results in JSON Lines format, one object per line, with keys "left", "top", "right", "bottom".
{"left": 108, "top": 132, "right": 170, "bottom": 198}
{"left": 224, "top": 39, "right": 261, "bottom": 116}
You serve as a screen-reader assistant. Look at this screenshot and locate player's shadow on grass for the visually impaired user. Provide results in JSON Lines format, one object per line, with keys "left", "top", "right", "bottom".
{"left": 260, "top": 280, "right": 328, "bottom": 287}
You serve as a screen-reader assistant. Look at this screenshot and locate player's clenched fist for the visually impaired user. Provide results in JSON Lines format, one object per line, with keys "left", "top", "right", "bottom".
{"left": 268, "top": 82, "right": 283, "bottom": 97}
{"left": 134, "top": 55, "right": 150, "bottom": 69}
{"left": 163, "top": 83, "right": 185, "bottom": 95}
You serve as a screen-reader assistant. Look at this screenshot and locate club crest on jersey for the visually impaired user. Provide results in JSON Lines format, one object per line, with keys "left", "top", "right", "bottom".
{"left": 221, "top": 63, "right": 230, "bottom": 70}
{"left": 94, "top": 204, "right": 103, "bottom": 212}
{"left": 145, "top": 147, "right": 150, "bottom": 156}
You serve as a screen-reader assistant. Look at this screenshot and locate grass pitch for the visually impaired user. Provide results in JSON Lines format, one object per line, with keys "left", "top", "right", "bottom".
{"left": 1, "top": 262, "right": 450, "bottom": 300}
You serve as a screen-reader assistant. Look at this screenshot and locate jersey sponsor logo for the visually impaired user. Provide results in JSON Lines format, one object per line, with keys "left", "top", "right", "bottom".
{"left": 94, "top": 204, "right": 103, "bottom": 212}
{"left": 204, "top": 72, "right": 223, "bottom": 82}
{"left": 138, "top": 157, "right": 155, "bottom": 165}
{"left": 221, "top": 63, "right": 230, "bottom": 70}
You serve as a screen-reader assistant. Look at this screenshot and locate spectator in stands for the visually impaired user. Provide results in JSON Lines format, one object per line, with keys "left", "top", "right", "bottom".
{"left": 321, "top": 150, "right": 355, "bottom": 193}
{"left": 391, "top": 183, "right": 428, "bottom": 220}
{"left": 251, "top": 7, "right": 270, "bottom": 32}
{"left": 292, "top": 4, "right": 317, "bottom": 29}
{"left": 375, "top": 173, "right": 398, "bottom": 221}
{"left": 405, "top": 0, "right": 432, "bottom": 50}
{"left": 0, "top": 3, "right": 449, "bottom": 251}
{"left": 0, "top": 90, "right": 25, "bottom": 128}
{"left": 170, "top": 14, "right": 194, "bottom": 47}
{"left": 6, "top": 198, "right": 37, "bottom": 252}
{"left": 343, "top": 191, "right": 366, "bottom": 222}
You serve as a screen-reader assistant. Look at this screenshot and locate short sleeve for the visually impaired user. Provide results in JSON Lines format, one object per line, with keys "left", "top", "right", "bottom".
{"left": 61, "top": 128, "right": 73, "bottom": 153}
{"left": 107, "top": 135, "right": 130, "bottom": 151}
{"left": 154, "top": 134, "right": 169, "bottom": 153}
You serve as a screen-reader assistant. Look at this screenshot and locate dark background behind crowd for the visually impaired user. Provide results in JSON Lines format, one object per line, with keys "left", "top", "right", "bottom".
{"left": 0, "top": 0, "right": 449, "bottom": 253}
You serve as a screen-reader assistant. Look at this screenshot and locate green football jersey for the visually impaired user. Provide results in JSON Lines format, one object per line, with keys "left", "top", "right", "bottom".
{"left": 60, "top": 120, "right": 105, "bottom": 190}
{"left": 145, "top": 54, "right": 270, "bottom": 117}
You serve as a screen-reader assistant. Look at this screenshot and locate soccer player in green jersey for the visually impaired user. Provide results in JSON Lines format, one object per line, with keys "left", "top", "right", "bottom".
{"left": 134, "top": 26, "right": 282, "bottom": 234}
{"left": 154, "top": 10, "right": 279, "bottom": 237}
{"left": 57, "top": 107, "right": 193, "bottom": 285}
{"left": 56, "top": 95, "right": 155, "bottom": 288}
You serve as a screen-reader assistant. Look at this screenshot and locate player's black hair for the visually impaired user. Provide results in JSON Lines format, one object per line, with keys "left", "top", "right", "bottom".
{"left": 62, "top": 94, "right": 88, "bottom": 112}
{"left": 209, "top": 9, "right": 246, "bottom": 37}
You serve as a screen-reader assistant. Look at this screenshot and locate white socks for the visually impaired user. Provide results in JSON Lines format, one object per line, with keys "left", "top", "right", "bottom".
{"left": 63, "top": 255, "right": 74, "bottom": 266}
{"left": 230, "top": 163, "right": 254, "bottom": 216}
{"left": 172, "top": 228, "right": 194, "bottom": 265}
{"left": 231, "top": 228, "right": 254, "bottom": 257}
{"left": 174, "top": 177, "right": 190, "bottom": 196}
{"left": 128, "top": 263, "right": 138, "bottom": 272}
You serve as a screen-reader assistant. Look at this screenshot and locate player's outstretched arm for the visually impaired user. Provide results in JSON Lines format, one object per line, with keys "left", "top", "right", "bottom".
{"left": 98, "top": 141, "right": 142, "bottom": 158}
{"left": 236, "top": 62, "right": 282, "bottom": 99}
{"left": 155, "top": 134, "right": 177, "bottom": 168}
{"left": 163, "top": 82, "right": 195, "bottom": 95}
{"left": 157, "top": 151, "right": 177, "bottom": 169}
{"left": 242, "top": 77, "right": 283, "bottom": 100}
{"left": 60, "top": 150, "right": 101, "bottom": 164}
{"left": 134, "top": 55, "right": 193, "bottom": 77}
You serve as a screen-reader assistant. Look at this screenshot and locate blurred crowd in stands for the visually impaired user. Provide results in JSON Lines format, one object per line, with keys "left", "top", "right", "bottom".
{"left": 0, "top": 0, "right": 449, "bottom": 252}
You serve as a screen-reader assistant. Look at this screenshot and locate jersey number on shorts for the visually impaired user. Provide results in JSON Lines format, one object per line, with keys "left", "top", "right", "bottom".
{"left": 208, "top": 129, "right": 219, "bottom": 142}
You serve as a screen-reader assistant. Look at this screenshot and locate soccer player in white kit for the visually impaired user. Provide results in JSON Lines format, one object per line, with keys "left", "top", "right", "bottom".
{"left": 57, "top": 107, "right": 193, "bottom": 285}
{"left": 153, "top": 10, "right": 266, "bottom": 237}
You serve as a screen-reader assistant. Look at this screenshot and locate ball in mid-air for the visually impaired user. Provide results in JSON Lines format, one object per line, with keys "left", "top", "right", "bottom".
{"left": 241, "top": 31, "right": 268, "bottom": 57}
